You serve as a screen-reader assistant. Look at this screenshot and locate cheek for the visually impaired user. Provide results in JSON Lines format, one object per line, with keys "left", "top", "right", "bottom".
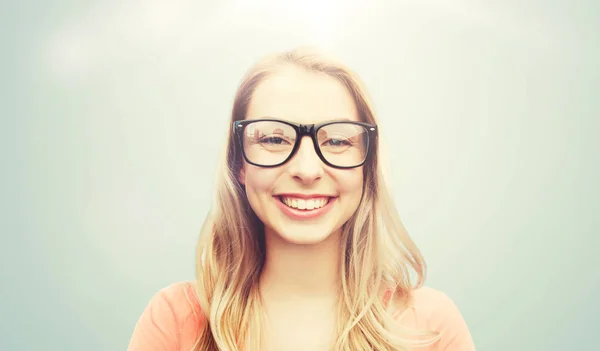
{"left": 337, "top": 169, "right": 364, "bottom": 200}
{"left": 243, "top": 166, "right": 279, "bottom": 208}
{"left": 245, "top": 168, "right": 277, "bottom": 192}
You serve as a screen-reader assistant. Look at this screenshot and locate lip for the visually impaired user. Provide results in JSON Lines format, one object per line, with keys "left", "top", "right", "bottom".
{"left": 274, "top": 193, "right": 336, "bottom": 199}
{"left": 273, "top": 195, "right": 337, "bottom": 220}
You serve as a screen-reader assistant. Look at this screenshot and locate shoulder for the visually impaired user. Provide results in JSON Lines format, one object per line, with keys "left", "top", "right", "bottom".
{"left": 128, "top": 281, "right": 204, "bottom": 351}
{"left": 155, "top": 281, "right": 203, "bottom": 324}
{"left": 394, "top": 286, "right": 476, "bottom": 350}
{"left": 409, "top": 286, "right": 467, "bottom": 327}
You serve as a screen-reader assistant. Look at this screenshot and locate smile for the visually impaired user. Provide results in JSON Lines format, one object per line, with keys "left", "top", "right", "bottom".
{"left": 273, "top": 194, "right": 337, "bottom": 220}
{"left": 279, "top": 196, "right": 329, "bottom": 210}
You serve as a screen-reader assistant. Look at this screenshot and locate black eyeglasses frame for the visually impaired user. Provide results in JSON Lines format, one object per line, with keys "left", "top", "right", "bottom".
{"left": 233, "top": 118, "right": 378, "bottom": 169}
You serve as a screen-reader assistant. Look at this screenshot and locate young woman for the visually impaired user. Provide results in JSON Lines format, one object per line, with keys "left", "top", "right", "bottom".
{"left": 128, "top": 47, "right": 475, "bottom": 351}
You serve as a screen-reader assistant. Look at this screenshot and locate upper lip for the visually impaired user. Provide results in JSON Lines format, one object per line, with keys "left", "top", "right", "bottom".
{"left": 275, "top": 193, "right": 337, "bottom": 199}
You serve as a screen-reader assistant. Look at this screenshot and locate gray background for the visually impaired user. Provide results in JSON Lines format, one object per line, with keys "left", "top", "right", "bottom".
{"left": 2, "top": 0, "right": 598, "bottom": 350}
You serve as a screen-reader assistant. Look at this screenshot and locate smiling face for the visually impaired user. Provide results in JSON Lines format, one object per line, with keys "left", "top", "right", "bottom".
{"left": 238, "top": 65, "right": 365, "bottom": 245}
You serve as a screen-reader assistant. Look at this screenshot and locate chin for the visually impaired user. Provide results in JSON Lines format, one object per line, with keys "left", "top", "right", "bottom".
{"left": 272, "top": 224, "right": 341, "bottom": 246}
{"left": 280, "top": 233, "right": 331, "bottom": 245}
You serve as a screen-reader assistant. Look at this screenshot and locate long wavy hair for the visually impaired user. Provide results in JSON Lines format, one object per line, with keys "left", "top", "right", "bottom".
{"left": 187, "top": 47, "right": 440, "bottom": 350}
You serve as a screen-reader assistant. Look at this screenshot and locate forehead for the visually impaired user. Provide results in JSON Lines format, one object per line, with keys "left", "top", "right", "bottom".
{"left": 246, "top": 65, "right": 360, "bottom": 124}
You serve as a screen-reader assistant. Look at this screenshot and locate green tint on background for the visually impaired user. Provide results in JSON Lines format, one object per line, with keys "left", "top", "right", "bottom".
{"left": 1, "top": 1, "right": 598, "bottom": 350}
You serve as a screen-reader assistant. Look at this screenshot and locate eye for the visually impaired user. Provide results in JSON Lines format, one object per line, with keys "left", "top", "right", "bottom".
{"left": 259, "top": 137, "right": 285, "bottom": 145}
{"left": 323, "top": 138, "right": 352, "bottom": 147}
{"left": 259, "top": 136, "right": 291, "bottom": 145}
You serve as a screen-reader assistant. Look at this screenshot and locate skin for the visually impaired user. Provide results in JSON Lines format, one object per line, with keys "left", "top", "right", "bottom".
{"left": 238, "top": 64, "right": 365, "bottom": 350}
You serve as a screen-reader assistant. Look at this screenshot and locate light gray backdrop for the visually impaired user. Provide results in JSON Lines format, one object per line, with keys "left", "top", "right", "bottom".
{"left": 2, "top": 0, "right": 598, "bottom": 350}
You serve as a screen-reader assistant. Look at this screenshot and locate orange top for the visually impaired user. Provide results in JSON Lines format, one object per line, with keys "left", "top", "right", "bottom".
{"left": 128, "top": 282, "right": 475, "bottom": 351}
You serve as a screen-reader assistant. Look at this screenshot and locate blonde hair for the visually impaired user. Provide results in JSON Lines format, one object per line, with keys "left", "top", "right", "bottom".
{"left": 189, "top": 47, "right": 440, "bottom": 350}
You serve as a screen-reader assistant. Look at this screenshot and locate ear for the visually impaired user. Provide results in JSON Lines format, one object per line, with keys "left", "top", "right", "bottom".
{"left": 238, "top": 165, "right": 246, "bottom": 186}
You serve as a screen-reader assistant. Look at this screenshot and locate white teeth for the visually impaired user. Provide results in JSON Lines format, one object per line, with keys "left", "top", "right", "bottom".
{"left": 298, "top": 199, "right": 306, "bottom": 210}
{"left": 280, "top": 196, "right": 329, "bottom": 210}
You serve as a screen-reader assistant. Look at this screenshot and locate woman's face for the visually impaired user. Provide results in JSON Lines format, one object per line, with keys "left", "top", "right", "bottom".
{"left": 239, "top": 65, "right": 365, "bottom": 245}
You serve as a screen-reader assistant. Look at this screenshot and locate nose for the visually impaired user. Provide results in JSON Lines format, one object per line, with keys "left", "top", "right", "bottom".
{"left": 287, "top": 136, "right": 324, "bottom": 184}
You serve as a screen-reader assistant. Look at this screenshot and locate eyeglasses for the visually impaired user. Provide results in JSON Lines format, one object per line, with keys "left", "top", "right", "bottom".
{"left": 233, "top": 118, "right": 377, "bottom": 169}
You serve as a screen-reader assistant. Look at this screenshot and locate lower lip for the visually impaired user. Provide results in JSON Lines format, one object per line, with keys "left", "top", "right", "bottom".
{"left": 274, "top": 196, "right": 337, "bottom": 220}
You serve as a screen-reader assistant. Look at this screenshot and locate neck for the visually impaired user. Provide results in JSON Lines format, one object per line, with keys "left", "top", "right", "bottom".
{"left": 259, "top": 227, "right": 342, "bottom": 301}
